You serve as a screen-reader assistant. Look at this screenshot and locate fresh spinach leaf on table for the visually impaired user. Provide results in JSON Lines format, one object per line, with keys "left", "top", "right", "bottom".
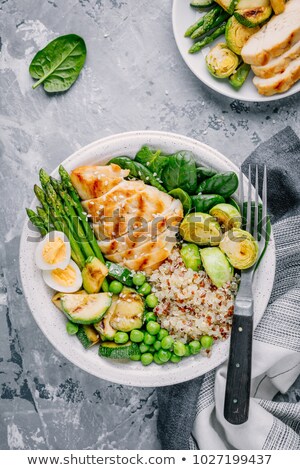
{"left": 29, "top": 34, "right": 87, "bottom": 93}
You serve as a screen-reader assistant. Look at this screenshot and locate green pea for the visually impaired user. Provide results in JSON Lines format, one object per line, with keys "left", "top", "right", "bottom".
{"left": 132, "top": 272, "right": 146, "bottom": 286}
{"left": 145, "top": 293, "right": 159, "bottom": 309}
{"left": 144, "top": 311, "right": 157, "bottom": 322}
{"left": 184, "top": 344, "right": 191, "bottom": 357}
{"left": 66, "top": 321, "right": 78, "bottom": 335}
{"left": 108, "top": 280, "right": 123, "bottom": 294}
{"left": 130, "top": 330, "right": 144, "bottom": 343}
{"left": 170, "top": 353, "right": 182, "bottom": 363}
{"left": 157, "top": 328, "right": 169, "bottom": 341}
{"left": 130, "top": 354, "right": 141, "bottom": 361}
{"left": 189, "top": 340, "right": 201, "bottom": 355}
{"left": 139, "top": 343, "right": 149, "bottom": 353}
{"left": 143, "top": 332, "right": 156, "bottom": 345}
{"left": 201, "top": 335, "right": 214, "bottom": 349}
{"left": 173, "top": 341, "right": 187, "bottom": 357}
{"left": 161, "top": 335, "right": 174, "bottom": 350}
{"left": 141, "top": 353, "right": 153, "bottom": 366}
{"left": 154, "top": 340, "right": 162, "bottom": 351}
{"left": 114, "top": 332, "right": 129, "bottom": 344}
{"left": 154, "top": 352, "right": 164, "bottom": 365}
{"left": 146, "top": 321, "right": 160, "bottom": 336}
{"left": 148, "top": 345, "right": 155, "bottom": 353}
{"left": 158, "top": 349, "right": 171, "bottom": 363}
{"left": 138, "top": 282, "right": 152, "bottom": 296}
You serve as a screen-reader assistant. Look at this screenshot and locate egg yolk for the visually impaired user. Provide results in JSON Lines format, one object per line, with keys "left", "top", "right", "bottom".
{"left": 42, "top": 237, "right": 66, "bottom": 265}
{"left": 51, "top": 264, "right": 76, "bottom": 287}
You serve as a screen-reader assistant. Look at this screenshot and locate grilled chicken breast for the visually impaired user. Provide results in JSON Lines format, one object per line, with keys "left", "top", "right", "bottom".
{"left": 75, "top": 164, "right": 184, "bottom": 273}
{"left": 253, "top": 56, "right": 300, "bottom": 95}
{"left": 241, "top": 0, "right": 300, "bottom": 66}
{"left": 252, "top": 41, "right": 300, "bottom": 79}
{"left": 71, "top": 164, "right": 129, "bottom": 200}
{"left": 97, "top": 199, "right": 183, "bottom": 256}
{"left": 83, "top": 181, "right": 179, "bottom": 240}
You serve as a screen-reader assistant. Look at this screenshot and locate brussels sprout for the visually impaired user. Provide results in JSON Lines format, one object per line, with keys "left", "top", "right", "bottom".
{"left": 206, "top": 43, "right": 239, "bottom": 79}
{"left": 180, "top": 243, "right": 202, "bottom": 271}
{"left": 219, "top": 229, "right": 259, "bottom": 269}
{"left": 180, "top": 212, "right": 222, "bottom": 246}
{"left": 225, "top": 16, "right": 259, "bottom": 55}
{"left": 200, "top": 247, "right": 234, "bottom": 288}
{"left": 209, "top": 203, "right": 242, "bottom": 230}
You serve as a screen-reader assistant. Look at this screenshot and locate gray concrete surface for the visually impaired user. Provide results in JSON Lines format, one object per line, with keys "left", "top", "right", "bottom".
{"left": 0, "top": 0, "right": 299, "bottom": 450}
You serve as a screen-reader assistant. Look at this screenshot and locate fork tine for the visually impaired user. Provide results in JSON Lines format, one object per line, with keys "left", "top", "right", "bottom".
{"left": 261, "top": 164, "right": 267, "bottom": 241}
{"left": 246, "top": 165, "right": 252, "bottom": 233}
{"left": 253, "top": 165, "right": 259, "bottom": 240}
{"left": 239, "top": 167, "right": 244, "bottom": 217}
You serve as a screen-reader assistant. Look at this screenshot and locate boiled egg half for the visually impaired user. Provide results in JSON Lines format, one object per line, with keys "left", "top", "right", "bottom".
{"left": 35, "top": 231, "right": 71, "bottom": 270}
{"left": 42, "top": 259, "right": 83, "bottom": 293}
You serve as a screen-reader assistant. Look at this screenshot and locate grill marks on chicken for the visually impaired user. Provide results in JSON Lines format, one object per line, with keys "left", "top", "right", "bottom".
{"left": 71, "top": 164, "right": 184, "bottom": 273}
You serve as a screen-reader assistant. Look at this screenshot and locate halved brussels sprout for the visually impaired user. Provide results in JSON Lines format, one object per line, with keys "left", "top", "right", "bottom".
{"left": 180, "top": 243, "right": 202, "bottom": 271}
{"left": 225, "top": 16, "right": 259, "bottom": 55}
{"left": 219, "top": 229, "right": 259, "bottom": 269}
{"left": 200, "top": 247, "right": 234, "bottom": 288}
{"left": 209, "top": 203, "right": 242, "bottom": 230}
{"left": 206, "top": 43, "right": 239, "bottom": 79}
{"left": 180, "top": 212, "right": 222, "bottom": 246}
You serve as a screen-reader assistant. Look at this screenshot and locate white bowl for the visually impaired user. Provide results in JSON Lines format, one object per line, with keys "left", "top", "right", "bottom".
{"left": 19, "top": 131, "right": 276, "bottom": 387}
{"left": 172, "top": 0, "right": 300, "bottom": 102}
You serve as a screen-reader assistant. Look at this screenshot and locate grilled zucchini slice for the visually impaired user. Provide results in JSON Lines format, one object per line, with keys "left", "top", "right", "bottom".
{"left": 109, "top": 287, "right": 144, "bottom": 332}
{"left": 52, "top": 290, "right": 85, "bottom": 312}
{"left": 94, "top": 295, "right": 118, "bottom": 340}
{"left": 98, "top": 341, "right": 140, "bottom": 359}
{"left": 77, "top": 325, "right": 100, "bottom": 349}
{"left": 61, "top": 292, "right": 112, "bottom": 324}
{"left": 215, "top": 0, "right": 239, "bottom": 14}
{"left": 82, "top": 256, "right": 108, "bottom": 294}
{"left": 234, "top": 6, "right": 272, "bottom": 27}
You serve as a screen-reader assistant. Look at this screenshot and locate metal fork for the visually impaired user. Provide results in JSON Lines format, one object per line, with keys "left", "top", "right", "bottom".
{"left": 224, "top": 164, "right": 267, "bottom": 425}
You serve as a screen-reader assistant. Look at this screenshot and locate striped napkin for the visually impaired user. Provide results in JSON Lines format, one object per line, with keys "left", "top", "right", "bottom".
{"left": 157, "top": 126, "right": 300, "bottom": 450}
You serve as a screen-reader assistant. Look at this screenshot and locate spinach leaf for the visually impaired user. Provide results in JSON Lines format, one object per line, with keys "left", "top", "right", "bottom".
{"left": 135, "top": 146, "right": 168, "bottom": 178}
{"left": 160, "top": 150, "right": 197, "bottom": 195}
{"left": 29, "top": 34, "right": 86, "bottom": 93}
{"left": 108, "top": 156, "right": 167, "bottom": 193}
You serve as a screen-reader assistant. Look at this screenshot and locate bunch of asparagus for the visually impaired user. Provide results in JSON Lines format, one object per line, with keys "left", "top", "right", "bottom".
{"left": 185, "top": 4, "right": 230, "bottom": 54}
{"left": 26, "top": 166, "right": 109, "bottom": 291}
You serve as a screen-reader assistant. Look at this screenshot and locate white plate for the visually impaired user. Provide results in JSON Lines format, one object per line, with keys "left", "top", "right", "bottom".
{"left": 19, "top": 131, "right": 276, "bottom": 387}
{"left": 172, "top": 0, "right": 300, "bottom": 102}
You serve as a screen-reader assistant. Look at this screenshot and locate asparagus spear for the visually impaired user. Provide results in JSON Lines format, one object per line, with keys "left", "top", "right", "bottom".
{"left": 36, "top": 206, "right": 52, "bottom": 232}
{"left": 26, "top": 208, "right": 47, "bottom": 237}
{"left": 189, "top": 22, "right": 227, "bottom": 53}
{"left": 34, "top": 185, "right": 61, "bottom": 229}
{"left": 229, "top": 63, "right": 251, "bottom": 89}
{"left": 43, "top": 181, "right": 86, "bottom": 269}
{"left": 185, "top": 4, "right": 221, "bottom": 37}
{"left": 50, "top": 176, "right": 95, "bottom": 259}
{"left": 191, "top": 9, "right": 229, "bottom": 39}
{"left": 58, "top": 165, "right": 106, "bottom": 264}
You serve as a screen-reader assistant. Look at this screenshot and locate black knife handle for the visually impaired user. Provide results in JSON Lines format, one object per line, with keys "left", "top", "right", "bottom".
{"left": 224, "top": 314, "right": 253, "bottom": 425}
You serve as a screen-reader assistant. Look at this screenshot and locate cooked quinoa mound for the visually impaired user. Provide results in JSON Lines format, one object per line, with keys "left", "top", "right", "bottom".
{"left": 149, "top": 247, "right": 234, "bottom": 344}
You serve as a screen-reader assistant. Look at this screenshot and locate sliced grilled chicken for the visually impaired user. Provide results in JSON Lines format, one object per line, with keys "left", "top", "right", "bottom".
{"left": 253, "top": 57, "right": 300, "bottom": 95}
{"left": 106, "top": 227, "right": 177, "bottom": 274}
{"left": 252, "top": 41, "right": 300, "bottom": 78}
{"left": 70, "top": 164, "right": 129, "bottom": 200}
{"left": 242, "top": 0, "right": 300, "bottom": 66}
{"left": 83, "top": 181, "right": 178, "bottom": 240}
{"left": 97, "top": 199, "right": 183, "bottom": 257}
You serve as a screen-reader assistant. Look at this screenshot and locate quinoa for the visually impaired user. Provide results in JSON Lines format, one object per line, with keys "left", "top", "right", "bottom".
{"left": 149, "top": 247, "right": 235, "bottom": 348}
